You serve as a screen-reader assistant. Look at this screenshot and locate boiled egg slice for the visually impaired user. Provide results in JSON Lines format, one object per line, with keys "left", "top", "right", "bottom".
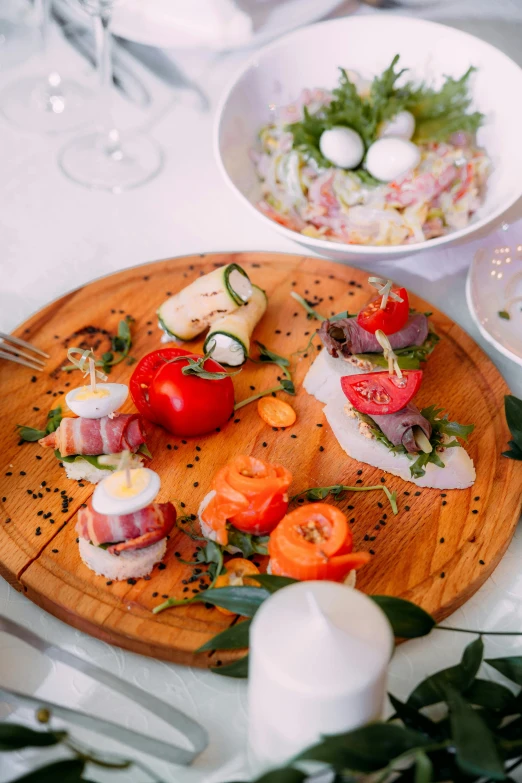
{"left": 66, "top": 383, "right": 128, "bottom": 419}
{"left": 319, "top": 127, "right": 364, "bottom": 170}
{"left": 92, "top": 467, "right": 160, "bottom": 517}
{"left": 365, "top": 138, "right": 421, "bottom": 182}
{"left": 379, "top": 110, "right": 415, "bottom": 141}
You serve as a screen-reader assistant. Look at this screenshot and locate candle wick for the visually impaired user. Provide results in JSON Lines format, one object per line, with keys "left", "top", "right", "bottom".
{"left": 89, "top": 357, "right": 97, "bottom": 393}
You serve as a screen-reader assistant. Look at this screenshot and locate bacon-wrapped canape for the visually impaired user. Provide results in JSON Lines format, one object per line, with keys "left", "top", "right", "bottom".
{"left": 76, "top": 467, "right": 175, "bottom": 580}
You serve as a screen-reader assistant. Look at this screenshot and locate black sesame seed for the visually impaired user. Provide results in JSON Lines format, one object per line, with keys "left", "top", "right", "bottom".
{"left": 357, "top": 469, "right": 362, "bottom": 476}
{"left": 194, "top": 481, "right": 199, "bottom": 487}
{"left": 319, "top": 446, "right": 324, "bottom": 452}
{"left": 369, "top": 549, "right": 375, "bottom": 555}
{"left": 158, "top": 562, "right": 166, "bottom": 570}
{"left": 167, "top": 444, "right": 172, "bottom": 450}
{"left": 182, "top": 440, "right": 187, "bottom": 445}
{"left": 183, "top": 587, "right": 189, "bottom": 593}
{"left": 196, "top": 446, "right": 201, "bottom": 452}
{"left": 162, "top": 594, "right": 168, "bottom": 599}
{"left": 1, "top": 497, "right": 5, "bottom": 503}
{"left": 440, "top": 537, "right": 445, "bottom": 543}
{"left": 234, "top": 418, "right": 241, "bottom": 424}
{"left": 36, "top": 455, "right": 42, "bottom": 460}
{"left": 442, "top": 501, "right": 447, "bottom": 506}
{"left": 152, "top": 592, "right": 159, "bottom": 598}
{"left": 5, "top": 472, "right": 12, "bottom": 477}
{"left": 474, "top": 496, "right": 480, "bottom": 501}
{"left": 250, "top": 385, "right": 256, "bottom": 391}
{"left": 380, "top": 477, "right": 386, "bottom": 484}
{"left": 404, "top": 505, "right": 410, "bottom": 511}
{"left": 356, "top": 479, "right": 363, "bottom": 485}
{"left": 479, "top": 559, "right": 485, "bottom": 565}
{"left": 441, "top": 493, "right": 447, "bottom": 498}
{"left": 472, "top": 509, "right": 478, "bottom": 515}
{"left": 37, "top": 510, "right": 43, "bottom": 516}
{"left": 404, "top": 491, "right": 410, "bottom": 496}
{"left": 414, "top": 491, "right": 421, "bottom": 496}
{"left": 31, "top": 376, "right": 37, "bottom": 383}
{"left": 186, "top": 464, "right": 193, "bottom": 468}
{"left": 440, "top": 572, "right": 445, "bottom": 578}
{"left": 127, "top": 578, "right": 137, "bottom": 585}
{"left": 262, "top": 442, "right": 267, "bottom": 448}
{"left": 377, "top": 501, "right": 383, "bottom": 508}
{"left": 52, "top": 549, "right": 58, "bottom": 553}
{"left": 291, "top": 434, "right": 297, "bottom": 439}
{"left": 316, "top": 423, "right": 323, "bottom": 428}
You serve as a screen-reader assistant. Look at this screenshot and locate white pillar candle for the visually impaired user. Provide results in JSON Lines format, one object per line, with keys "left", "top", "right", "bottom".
{"left": 248, "top": 581, "right": 394, "bottom": 770}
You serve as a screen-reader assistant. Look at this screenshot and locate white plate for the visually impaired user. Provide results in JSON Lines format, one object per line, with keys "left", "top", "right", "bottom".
{"left": 466, "top": 219, "right": 522, "bottom": 368}
{"left": 215, "top": 15, "right": 522, "bottom": 262}
{"left": 111, "top": 0, "right": 347, "bottom": 51}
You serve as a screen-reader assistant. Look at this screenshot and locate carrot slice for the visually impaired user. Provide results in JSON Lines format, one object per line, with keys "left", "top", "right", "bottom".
{"left": 268, "top": 503, "right": 370, "bottom": 582}
{"left": 257, "top": 397, "right": 296, "bottom": 428}
{"left": 215, "top": 558, "right": 260, "bottom": 616}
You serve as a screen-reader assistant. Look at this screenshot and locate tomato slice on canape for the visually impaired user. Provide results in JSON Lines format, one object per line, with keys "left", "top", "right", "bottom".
{"left": 357, "top": 286, "right": 409, "bottom": 335}
{"left": 214, "top": 558, "right": 261, "bottom": 616}
{"left": 201, "top": 455, "right": 292, "bottom": 544}
{"left": 340, "top": 369, "right": 423, "bottom": 415}
{"left": 268, "top": 503, "right": 370, "bottom": 582}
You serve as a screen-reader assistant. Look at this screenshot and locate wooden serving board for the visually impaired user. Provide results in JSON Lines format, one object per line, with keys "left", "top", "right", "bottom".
{"left": 1, "top": 252, "right": 521, "bottom": 667}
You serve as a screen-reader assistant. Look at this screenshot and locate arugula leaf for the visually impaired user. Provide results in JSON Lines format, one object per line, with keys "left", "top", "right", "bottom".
{"left": 253, "top": 341, "right": 290, "bottom": 368}
{"left": 62, "top": 316, "right": 135, "bottom": 375}
{"left": 421, "top": 405, "right": 474, "bottom": 442}
{"left": 17, "top": 407, "right": 63, "bottom": 443}
{"left": 226, "top": 527, "right": 269, "bottom": 557}
{"left": 55, "top": 451, "right": 117, "bottom": 471}
{"left": 355, "top": 330, "right": 440, "bottom": 371}
{"left": 503, "top": 395, "right": 522, "bottom": 460}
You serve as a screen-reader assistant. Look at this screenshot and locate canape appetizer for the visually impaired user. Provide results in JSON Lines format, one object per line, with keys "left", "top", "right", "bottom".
{"left": 158, "top": 263, "right": 253, "bottom": 341}
{"left": 39, "top": 352, "right": 148, "bottom": 483}
{"left": 203, "top": 285, "right": 267, "bottom": 366}
{"left": 320, "top": 333, "right": 475, "bottom": 488}
{"left": 76, "top": 458, "right": 175, "bottom": 580}
{"left": 304, "top": 278, "right": 438, "bottom": 404}
{"left": 198, "top": 455, "right": 292, "bottom": 551}
{"left": 268, "top": 503, "right": 370, "bottom": 584}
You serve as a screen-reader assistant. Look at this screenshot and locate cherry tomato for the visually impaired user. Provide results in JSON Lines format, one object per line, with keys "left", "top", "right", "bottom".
{"left": 357, "top": 287, "right": 409, "bottom": 335}
{"left": 341, "top": 369, "right": 423, "bottom": 415}
{"left": 130, "top": 347, "right": 191, "bottom": 424}
{"left": 146, "top": 353, "right": 235, "bottom": 437}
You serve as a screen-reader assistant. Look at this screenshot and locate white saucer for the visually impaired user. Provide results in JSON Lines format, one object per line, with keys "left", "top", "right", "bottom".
{"left": 466, "top": 219, "right": 522, "bottom": 368}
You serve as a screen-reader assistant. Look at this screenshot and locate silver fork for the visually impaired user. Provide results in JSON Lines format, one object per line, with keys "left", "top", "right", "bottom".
{"left": 0, "top": 332, "right": 49, "bottom": 371}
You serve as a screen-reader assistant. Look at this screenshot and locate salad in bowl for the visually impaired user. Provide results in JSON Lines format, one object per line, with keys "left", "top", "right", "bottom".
{"left": 253, "top": 56, "right": 490, "bottom": 247}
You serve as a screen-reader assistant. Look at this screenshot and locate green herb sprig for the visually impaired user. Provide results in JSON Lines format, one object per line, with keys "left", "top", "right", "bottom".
{"left": 287, "top": 56, "right": 483, "bottom": 172}
{"left": 61, "top": 316, "right": 136, "bottom": 376}
{"left": 291, "top": 483, "right": 398, "bottom": 515}
{"left": 235, "top": 342, "right": 295, "bottom": 410}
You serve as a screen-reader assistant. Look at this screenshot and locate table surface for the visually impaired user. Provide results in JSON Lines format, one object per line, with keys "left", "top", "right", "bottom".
{"left": 1, "top": 1, "right": 522, "bottom": 781}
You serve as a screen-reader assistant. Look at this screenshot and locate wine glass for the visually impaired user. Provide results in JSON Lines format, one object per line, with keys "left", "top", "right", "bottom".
{"left": 58, "top": 0, "right": 163, "bottom": 193}
{"left": 0, "top": 0, "right": 36, "bottom": 70}
{"left": 0, "top": 0, "right": 92, "bottom": 133}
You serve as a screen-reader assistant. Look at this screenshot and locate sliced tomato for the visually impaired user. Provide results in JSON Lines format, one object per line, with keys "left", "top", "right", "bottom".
{"left": 357, "top": 286, "right": 409, "bottom": 335}
{"left": 340, "top": 370, "right": 423, "bottom": 415}
{"left": 268, "top": 503, "right": 370, "bottom": 582}
{"left": 130, "top": 347, "right": 191, "bottom": 424}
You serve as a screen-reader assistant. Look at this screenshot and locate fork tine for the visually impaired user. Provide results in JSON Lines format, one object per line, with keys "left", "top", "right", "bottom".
{"left": 0, "top": 350, "right": 44, "bottom": 371}
{"left": 0, "top": 342, "right": 46, "bottom": 366}
{"left": 0, "top": 331, "right": 50, "bottom": 359}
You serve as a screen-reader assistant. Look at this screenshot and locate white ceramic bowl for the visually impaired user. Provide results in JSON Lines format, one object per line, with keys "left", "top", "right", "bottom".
{"left": 215, "top": 15, "right": 522, "bottom": 263}
{"left": 466, "top": 219, "right": 522, "bottom": 369}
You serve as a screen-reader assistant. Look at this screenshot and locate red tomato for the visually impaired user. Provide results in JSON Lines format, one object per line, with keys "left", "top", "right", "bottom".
{"left": 130, "top": 347, "right": 191, "bottom": 424}
{"left": 357, "top": 287, "right": 409, "bottom": 335}
{"left": 340, "top": 370, "right": 423, "bottom": 415}
{"left": 147, "top": 354, "right": 235, "bottom": 437}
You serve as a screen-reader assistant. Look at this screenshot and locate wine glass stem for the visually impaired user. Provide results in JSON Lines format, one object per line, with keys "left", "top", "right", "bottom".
{"left": 34, "top": 0, "right": 64, "bottom": 106}
{"left": 93, "top": 8, "right": 118, "bottom": 144}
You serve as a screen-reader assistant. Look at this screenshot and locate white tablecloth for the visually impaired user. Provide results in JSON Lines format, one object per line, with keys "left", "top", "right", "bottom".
{"left": 1, "top": 1, "right": 522, "bottom": 781}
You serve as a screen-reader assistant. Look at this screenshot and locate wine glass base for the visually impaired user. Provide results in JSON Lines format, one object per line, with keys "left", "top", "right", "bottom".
{"left": 0, "top": 76, "right": 93, "bottom": 134}
{"left": 58, "top": 131, "right": 163, "bottom": 192}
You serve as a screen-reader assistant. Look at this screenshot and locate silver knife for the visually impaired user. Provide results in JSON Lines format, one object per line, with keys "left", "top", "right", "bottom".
{"left": 52, "top": 0, "right": 151, "bottom": 108}
{"left": 0, "top": 615, "right": 208, "bottom": 765}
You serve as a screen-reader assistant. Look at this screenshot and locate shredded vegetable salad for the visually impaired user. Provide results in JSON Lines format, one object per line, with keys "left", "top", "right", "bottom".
{"left": 252, "top": 57, "right": 490, "bottom": 247}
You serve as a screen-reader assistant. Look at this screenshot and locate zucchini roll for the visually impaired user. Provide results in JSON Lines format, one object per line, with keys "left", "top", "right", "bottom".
{"left": 203, "top": 285, "right": 267, "bottom": 366}
{"left": 157, "top": 263, "right": 252, "bottom": 341}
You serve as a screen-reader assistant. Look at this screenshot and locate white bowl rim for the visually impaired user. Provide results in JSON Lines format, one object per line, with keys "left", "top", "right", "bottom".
{"left": 465, "top": 243, "right": 522, "bottom": 370}
{"left": 214, "top": 14, "right": 522, "bottom": 257}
